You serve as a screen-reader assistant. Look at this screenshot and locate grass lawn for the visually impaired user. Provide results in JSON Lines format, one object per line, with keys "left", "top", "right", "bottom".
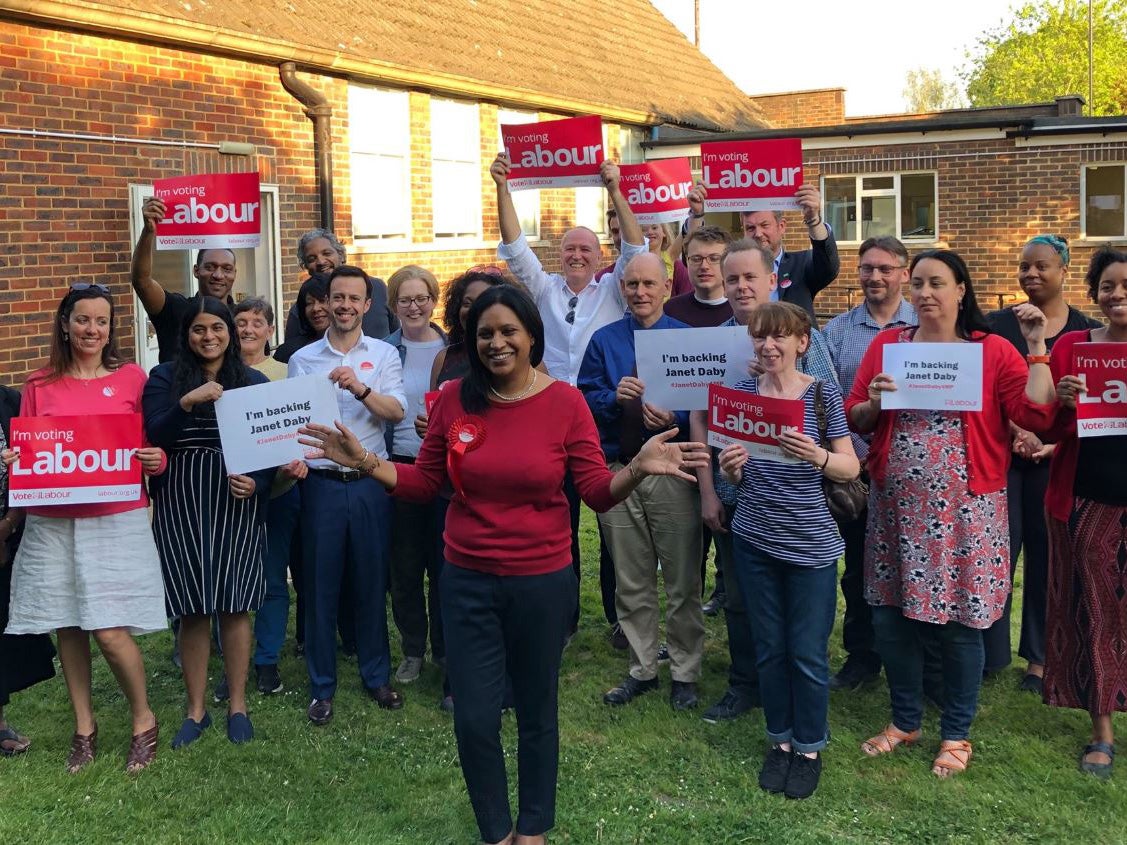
{"left": 1, "top": 509, "right": 1125, "bottom": 844}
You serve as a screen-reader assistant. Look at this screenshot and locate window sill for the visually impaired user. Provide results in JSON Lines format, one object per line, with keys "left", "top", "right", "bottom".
{"left": 1073, "top": 237, "right": 1127, "bottom": 246}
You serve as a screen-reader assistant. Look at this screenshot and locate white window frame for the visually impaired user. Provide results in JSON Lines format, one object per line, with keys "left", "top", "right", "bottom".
{"left": 497, "top": 108, "right": 542, "bottom": 241}
{"left": 575, "top": 124, "right": 612, "bottom": 238}
{"left": 820, "top": 171, "right": 938, "bottom": 245}
{"left": 349, "top": 84, "right": 412, "bottom": 245}
{"left": 1080, "top": 163, "right": 1127, "bottom": 241}
{"left": 431, "top": 98, "right": 482, "bottom": 242}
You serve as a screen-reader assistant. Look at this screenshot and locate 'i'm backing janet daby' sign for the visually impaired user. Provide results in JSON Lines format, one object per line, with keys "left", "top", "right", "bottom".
{"left": 153, "top": 172, "right": 262, "bottom": 250}
{"left": 500, "top": 115, "right": 605, "bottom": 190}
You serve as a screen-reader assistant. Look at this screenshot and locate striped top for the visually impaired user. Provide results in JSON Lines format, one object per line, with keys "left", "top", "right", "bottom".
{"left": 729, "top": 377, "right": 849, "bottom": 567}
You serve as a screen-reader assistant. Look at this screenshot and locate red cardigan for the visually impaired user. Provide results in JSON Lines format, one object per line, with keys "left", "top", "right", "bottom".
{"left": 845, "top": 328, "right": 1058, "bottom": 495}
{"left": 393, "top": 379, "right": 618, "bottom": 576}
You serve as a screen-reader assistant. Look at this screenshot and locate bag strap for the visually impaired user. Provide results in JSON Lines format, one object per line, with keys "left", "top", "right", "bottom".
{"left": 813, "top": 379, "right": 829, "bottom": 447}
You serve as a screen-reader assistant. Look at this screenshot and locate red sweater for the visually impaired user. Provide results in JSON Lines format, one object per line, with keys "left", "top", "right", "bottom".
{"left": 845, "top": 328, "right": 1058, "bottom": 495}
{"left": 392, "top": 379, "right": 618, "bottom": 575}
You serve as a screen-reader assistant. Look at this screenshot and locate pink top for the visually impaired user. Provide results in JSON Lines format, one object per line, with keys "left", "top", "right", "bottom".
{"left": 19, "top": 363, "right": 165, "bottom": 518}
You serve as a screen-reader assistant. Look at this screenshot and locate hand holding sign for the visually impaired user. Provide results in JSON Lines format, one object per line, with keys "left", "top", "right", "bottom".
{"left": 490, "top": 152, "right": 512, "bottom": 187}
{"left": 616, "top": 376, "right": 644, "bottom": 404}
{"left": 642, "top": 403, "right": 676, "bottom": 430}
{"left": 133, "top": 446, "right": 164, "bottom": 474}
{"left": 1057, "top": 374, "right": 1086, "bottom": 409}
{"left": 142, "top": 197, "right": 167, "bottom": 233}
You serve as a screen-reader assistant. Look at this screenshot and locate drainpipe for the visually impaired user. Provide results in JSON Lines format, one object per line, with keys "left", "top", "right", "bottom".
{"left": 279, "top": 62, "right": 334, "bottom": 231}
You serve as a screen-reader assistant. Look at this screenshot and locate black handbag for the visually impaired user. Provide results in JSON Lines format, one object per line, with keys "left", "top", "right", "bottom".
{"left": 813, "top": 380, "right": 868, "bottom": 524}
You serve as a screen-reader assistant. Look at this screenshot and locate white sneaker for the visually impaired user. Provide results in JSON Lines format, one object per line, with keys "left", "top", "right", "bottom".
{"left": 395, "top": 656, "right": 423, "bottom": 683}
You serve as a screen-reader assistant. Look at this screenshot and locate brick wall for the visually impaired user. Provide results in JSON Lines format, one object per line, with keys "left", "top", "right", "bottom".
{"left": 0, "top": 21, "right": 632, "bottom": 385}
{"left": 750, "top": 89, "right": 845, "bottom": 129}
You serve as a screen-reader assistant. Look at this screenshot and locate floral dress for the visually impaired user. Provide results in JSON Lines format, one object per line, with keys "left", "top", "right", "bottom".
{"left": 864, "top": 410, "right": 1010, "bottom": 629}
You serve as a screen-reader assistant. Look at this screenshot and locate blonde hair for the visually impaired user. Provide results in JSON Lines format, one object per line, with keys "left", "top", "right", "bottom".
{"left": 387, "top": 264, "right": 440, "bottom": 304}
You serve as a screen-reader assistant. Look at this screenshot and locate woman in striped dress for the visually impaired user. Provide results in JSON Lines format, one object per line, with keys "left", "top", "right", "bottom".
{"left": 142, "top": 296, "right": 273, "bottom": 748}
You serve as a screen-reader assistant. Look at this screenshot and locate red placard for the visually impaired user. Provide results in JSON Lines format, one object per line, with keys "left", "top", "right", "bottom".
{"left": 619, "top": 159, "right": 694, "bottom": 225}
{"left": 706, "top": 384, "right": 805, "bottom": 463}
{"left": 8, "top": 414, "right": 143, "bottom": 506}
{"left": 424, "top": 391, "right": 440, "bottom": 415}
{"left": 152, "top": 172, "right": 262, "bottom": 250}
{"left": 1073, "top": 342, "right": 1127, "bottom": 437}
{"left": 501, "top": 115, "right": 605, "bottom": 190}
{"left": 700, "top": 138, "right": 803, "bottom": 213}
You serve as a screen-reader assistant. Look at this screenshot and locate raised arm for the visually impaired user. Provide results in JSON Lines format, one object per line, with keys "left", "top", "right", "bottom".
{"left": 130, "top": 197, "right": 170, "bottom": 318}
{"left": 603, "top": 161, "right": 643, "bottom": 250}
{"left": 491, "top": 152, "right": 523, "bottom": 246}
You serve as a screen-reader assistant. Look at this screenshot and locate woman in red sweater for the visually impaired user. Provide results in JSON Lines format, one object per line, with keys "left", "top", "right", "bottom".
{"left": 1040, "top": 246, "right": 1127, "bottom": 779}
{"left": 846, "top": 250, "right": 1056, "bottom": 778}
{"left": 2, "top": 285, "right": 167, "bottom": 773}
{"left": 300, "top": 285, "right": 707, "bottom": 845}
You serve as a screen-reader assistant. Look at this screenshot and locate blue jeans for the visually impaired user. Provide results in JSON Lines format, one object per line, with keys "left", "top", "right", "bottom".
{"left": 872, "top": 606, "right": 985, "bottom": 741}
{"left": 733, "top": 536, "right": 836, "bottom": 753}
{"left": 254, "top": 484, "right": 301, "bottom": 666}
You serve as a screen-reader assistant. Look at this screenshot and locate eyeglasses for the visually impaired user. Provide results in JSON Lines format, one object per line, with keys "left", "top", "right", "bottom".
{"left": 395, "top": 295, "right": 433, "bottom": 308}
{"left": 70, "top": 283, "right": 110, "bottom": 293}
{"left": 687, "top": 254, "right": 724, "bottom": 267}
{"left": 565, "top": 295, "right": 579, "bottom": 325}
{"left": 858, "top": 263, "right": 905, "bottom": 277}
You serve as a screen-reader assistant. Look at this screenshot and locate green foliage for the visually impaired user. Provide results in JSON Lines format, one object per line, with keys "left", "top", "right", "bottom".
{"left": 962, "top": 0, "right": 1127, "bottom": 115}
{"left": 903, "top": 68, "right": 965, "bottom": 113}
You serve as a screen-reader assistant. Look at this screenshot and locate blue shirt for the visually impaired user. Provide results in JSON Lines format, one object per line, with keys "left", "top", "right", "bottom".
{"left": 578, "top": 314, "right": 691, "bottom": 463}
{"left": 728, "top": 377, "right": 850, "bottom": 566}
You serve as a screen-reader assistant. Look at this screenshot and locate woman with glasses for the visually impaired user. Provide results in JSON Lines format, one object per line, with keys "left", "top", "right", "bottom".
{"left": 2, "top": 284, "right": 167, "bottom": 773}
{"left": 382, "top": 266, "right": 448, "bottom": 687}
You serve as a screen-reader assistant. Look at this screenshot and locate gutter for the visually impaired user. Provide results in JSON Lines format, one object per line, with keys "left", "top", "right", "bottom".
{"left": 278, "top": 62, "right": 334, "bottom": 232}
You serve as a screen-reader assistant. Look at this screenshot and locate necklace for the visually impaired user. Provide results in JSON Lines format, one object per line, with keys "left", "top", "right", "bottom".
{"left": 490, "top": 369, "right": 537, "bottom": 402}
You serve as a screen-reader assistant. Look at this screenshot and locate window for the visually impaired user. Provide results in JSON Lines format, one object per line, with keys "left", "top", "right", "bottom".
{"left": 575, "top": 123, "right": 612, "bottom": 235}
{"left": 350, "top": 85, "right": 411, "bottom": 240}
{"left": 497, "top": 109, "right": 541, "bottom": 239}
{"left": 431, "top": 98, "right": 481, "bottom": 239}
{"left": 1083, "top": 165, "right": 1126, "bottom": 238}
{"left": 821, "top": 172, "right": 937, "bottom": 243}
{"left": 618, "top": 126, "right": 647, "bottom": 164}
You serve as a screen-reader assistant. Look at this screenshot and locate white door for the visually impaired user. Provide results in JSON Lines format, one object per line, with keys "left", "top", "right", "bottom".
{"left": 127, "top": 183, "right": 283, "bottom": 373}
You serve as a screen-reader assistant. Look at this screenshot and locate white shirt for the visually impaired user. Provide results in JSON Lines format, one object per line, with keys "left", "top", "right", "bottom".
{"left": 287, "top": 333, "right": 407, "bottom": 468}
{"left": 497, "top": 232, "right": 647, "bottom": 385}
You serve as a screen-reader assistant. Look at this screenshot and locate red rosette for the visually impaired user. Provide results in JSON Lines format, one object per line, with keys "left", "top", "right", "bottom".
{"left": 445, "top": 415, "right": 487, "bottom": 501}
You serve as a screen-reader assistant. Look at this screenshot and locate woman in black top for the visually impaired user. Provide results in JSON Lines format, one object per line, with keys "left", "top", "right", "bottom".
{"left": 983, "top": 235, "right": 1101, "bottom": 688}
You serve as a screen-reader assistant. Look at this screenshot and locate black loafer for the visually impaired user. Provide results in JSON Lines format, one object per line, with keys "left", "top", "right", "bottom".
{"left": 307, "top": 698, "right": 333, "bottom": 726}
{"left": 670, "top": 681, "right": 699, "bottom": 711}
{"left": 785, "top": 752, "right": 822, "bottom": 800}
{"left": 366, "top": 684, "right": 404, "bottom": 710}
{"left": 603, "top": 675, "right": 658, "bottom": 705}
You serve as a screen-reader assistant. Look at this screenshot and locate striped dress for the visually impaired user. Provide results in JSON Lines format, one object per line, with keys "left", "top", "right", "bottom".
{"left": 143, "top": 363, "right": 269, "bottom": 618}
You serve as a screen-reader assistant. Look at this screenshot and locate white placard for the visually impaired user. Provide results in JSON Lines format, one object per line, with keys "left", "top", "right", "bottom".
{"left": 634, "top": 326, "right": 750, "bottom": 411}
{"left": 881, "top": 342, "right": 984, "bottom": 412}
{"left": 215, "top": 375, "right": 339, "bottom": 474}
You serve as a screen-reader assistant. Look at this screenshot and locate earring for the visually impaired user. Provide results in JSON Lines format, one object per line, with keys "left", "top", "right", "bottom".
{"left": 63, "top": 332, "right": 69, "bottom": 341}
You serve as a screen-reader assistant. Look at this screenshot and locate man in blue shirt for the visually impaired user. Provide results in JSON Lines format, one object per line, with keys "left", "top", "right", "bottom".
{"left": 579, "top": 253, "right": 704, "bottom": 711}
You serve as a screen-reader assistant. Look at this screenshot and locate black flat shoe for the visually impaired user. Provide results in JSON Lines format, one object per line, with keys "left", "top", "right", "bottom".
{"left": 758, "top": 745, "right": 791, "bottom": 793}
{"left": 603, "top": 675, "right": 658, "bottom": 706}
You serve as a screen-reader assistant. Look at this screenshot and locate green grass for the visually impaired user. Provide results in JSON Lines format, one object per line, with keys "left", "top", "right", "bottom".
{"left": 2, "top": 510, "right": 1125, "bottom": 844}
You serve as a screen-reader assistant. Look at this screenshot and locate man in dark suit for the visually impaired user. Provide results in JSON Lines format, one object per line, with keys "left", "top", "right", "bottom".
{"left": 740, "top": 184, "right": 839, "bottom": 324}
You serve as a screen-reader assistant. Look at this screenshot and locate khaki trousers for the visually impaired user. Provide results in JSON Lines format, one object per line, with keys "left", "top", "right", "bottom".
{"left": 599, "top": 463, "right": 704, "bottom": 682}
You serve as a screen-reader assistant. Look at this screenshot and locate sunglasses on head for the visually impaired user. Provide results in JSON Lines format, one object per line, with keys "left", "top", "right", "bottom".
{"left": 466, "top": 264, "right": 505, "bottom": 278}
{"left": 70, "top": 282, "right": 111, "bottom": 293}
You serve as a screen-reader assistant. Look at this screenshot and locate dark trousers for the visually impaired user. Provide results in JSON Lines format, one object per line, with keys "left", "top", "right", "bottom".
{"left": 734, "top": 537, "right": 835, "bottom": 752}
{"left": 389, "top": 489, "right": 446, "bottom": 661}
{"left": 983, "top": 459, "right": 1051, "bottom": 671}
{"left": 301, "top": 473, "right": 392, "bottom": 700}
{"left": 596, "top": 519, "right": 617, "bottom": 625}
{"left": 254, "top": 484, "right": 301, "bottom": 666}
{"left": 441, "top": 562, "right": 576, "bottom": 842}
{"left": 873, "top": 606, "right": 984, "bottom": 741}
{"left": 714, "top": 506, "right": 758, "bottom": 697}
{"left": 840, "top": 505, "right": 881, "bottom": 669}
{"left": 563, "top": 473, "right": 582, "bottom": 632}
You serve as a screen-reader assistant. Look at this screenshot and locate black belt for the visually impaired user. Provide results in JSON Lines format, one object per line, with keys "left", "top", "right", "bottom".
{"left": 308, "top": 466, "right": 367, "bottom": 483}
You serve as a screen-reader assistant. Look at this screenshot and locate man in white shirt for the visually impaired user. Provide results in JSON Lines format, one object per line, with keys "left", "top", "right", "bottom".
{"left": 288, "top": 266, "right": 407, "bottom": 725}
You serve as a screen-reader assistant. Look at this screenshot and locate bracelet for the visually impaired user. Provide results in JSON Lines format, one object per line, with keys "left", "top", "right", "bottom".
{"left": 690, "top": 212, "right": 706, "bottom": 219}
{"left": 804, "top": 215, "right": 823, "bottom": 228}
{"left": 1026, "top": 354, "right": 1050, "bottom": 365}
{"left": 355, "top": 386, "right": 372, "bottom": 401}
{"left": 819, "top": 449, "right": 831, "bottom": 470}
{"left": 354, "top": 449, "right": 369, "bottom": 471}
{"left": 626, "top": 461, "right": 642, "bottom": 483}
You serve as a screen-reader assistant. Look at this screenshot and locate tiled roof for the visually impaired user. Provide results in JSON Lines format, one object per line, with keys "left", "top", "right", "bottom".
{"left": 6, "top": 0, "right": 768, "bottom": 131}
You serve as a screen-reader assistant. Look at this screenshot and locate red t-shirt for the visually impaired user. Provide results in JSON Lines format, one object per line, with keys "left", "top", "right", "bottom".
{"left": 393, "top": 379, "right": 617, "bottom": 576}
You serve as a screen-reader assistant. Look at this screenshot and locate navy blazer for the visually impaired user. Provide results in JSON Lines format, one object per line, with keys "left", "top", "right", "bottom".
{"left": 776, "top": 232, "right": 840, "bottom": 326}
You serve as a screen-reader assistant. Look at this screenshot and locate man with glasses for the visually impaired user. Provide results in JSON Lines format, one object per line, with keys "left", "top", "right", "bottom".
{"left": 665, "top": 226, "right": 734, "bottom": 327}
{"left": 130, "top": 196, "right": 241, "bottom": 362}
{"left": 821, "top": 236, "right": 916, "bottom": 691}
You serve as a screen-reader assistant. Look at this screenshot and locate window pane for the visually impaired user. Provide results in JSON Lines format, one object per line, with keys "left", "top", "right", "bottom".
{"left": 861, "top": 196, "right": 897, "bottom": 238}
{"left": 575, "top": 186, "right": 607, "bottom": 234}
{"left": 1085, "top": 165, "right": 1125, "bottom": 237}
{"left": 824, "top": 177, "right": 857, "bottom": 242}
{"left": 498, "top": 108, "right": 541, "bottom": 239}
{"left": 618, "top": 126, "right": 645, "bottom": 164}
{"left": 350, "top": 86, "right": 408, "bottom": 154}
{"left": 900, "top": 173, "right": 936, "bottom": 239}
{"left": 861, "top": 176, "right": 894, "bottom": 190}
{"left": 352, "top": 153, "right": 408, "bottom": 239}
{"left": 433, "top": 159, "right": 481, "bottom": 237}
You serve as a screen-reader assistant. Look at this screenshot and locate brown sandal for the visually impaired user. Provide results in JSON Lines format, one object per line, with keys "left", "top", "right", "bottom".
{"left": 932, "top": 739, "right": 972, "bottom": 778}
{"left": 126, "top": 722, "right": 159, "bottom": 774}
{"left": 65, "top": 724, "right": 98, "bottom": 774}
{"left": 861, "top": 724, "right": 921, "bottom": 756}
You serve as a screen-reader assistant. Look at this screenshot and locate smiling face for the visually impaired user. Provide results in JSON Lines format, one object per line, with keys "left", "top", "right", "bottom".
{"left": 394, "top": 277, "right": 436, "bottom": 332}
{"left": 1018, "top": 242, "right": 1066, "bottom": 306}
{"left": 751, "top": 327, "right": 809, "bottom": 374}
{"left": 741, "top": 211, "right": 785, "bottom": 255}
{"left": 187, "top": 311, "right": 230, "bottom": 367}
{"left": 685, "top": 238, "right": 725, "bottom": 299}
{"left": 235, "top": 309, "right": 272, "bottom": 359}
{"left": 910, "top": 257, "right": 964, "bottom": 328}
{"left": 559, "top": 227, "right": 600, "bottom": 287}
{"left": 621, "top": 254, "right": 669, "bottom": 327}
{"left": 302, "top": 237, "right": 343, "bottom": 275}
{"left": 1095, "top": 261, "right": 1127, "bottom": 329}
{"left": 458, "top": 279, "right": 494, "bottom": 330}
{"left": 328, "top": 273, "right": 371, "bottom": 334}
{"left": 66, "top": 296, "right": 112, "bottom": 360}
{"left": 722, "top": 248, "right": 777, "bottom": 324}
{"left": 304, "top": 292, "right": 331, "bottom": 334}
{"left": 858, "top": 246, "right": 908, "bottom": 309}
{"left": 475, "top": 303, "right": 533, "bottom": 381}
{"left": 642, "top": 223, "right": 667, "bottom": 254}
{"left": 193, "top": 249, "right": 237, "bottom": 300}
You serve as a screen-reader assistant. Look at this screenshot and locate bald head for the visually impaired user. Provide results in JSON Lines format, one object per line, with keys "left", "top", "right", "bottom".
{"left": 624, "top": 251, "right": 666, "bottom": 281}
{"left": 621, "top": 251, "right": 669, "bottom": 327}
{"left": 560, "top": 226, "right": 601, "bottom": 290}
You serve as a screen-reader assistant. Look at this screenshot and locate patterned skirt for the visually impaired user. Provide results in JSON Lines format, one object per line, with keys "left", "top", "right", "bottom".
{"left": 864, "top": 410, "right": 1010, "bottom": 629}
{"left": 1043, "top": 499, "right": 1127, "bottom": 714}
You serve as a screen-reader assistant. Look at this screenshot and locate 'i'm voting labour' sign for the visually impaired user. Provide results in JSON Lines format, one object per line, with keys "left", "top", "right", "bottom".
{"left": 501, "top": 115, "right": 605, "bottom": 190}
{"left": 700, "top": 138, "right": 803, "bottom": 213}
{"left": 153, "top": 172, "right": 262, "bottom": 251}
